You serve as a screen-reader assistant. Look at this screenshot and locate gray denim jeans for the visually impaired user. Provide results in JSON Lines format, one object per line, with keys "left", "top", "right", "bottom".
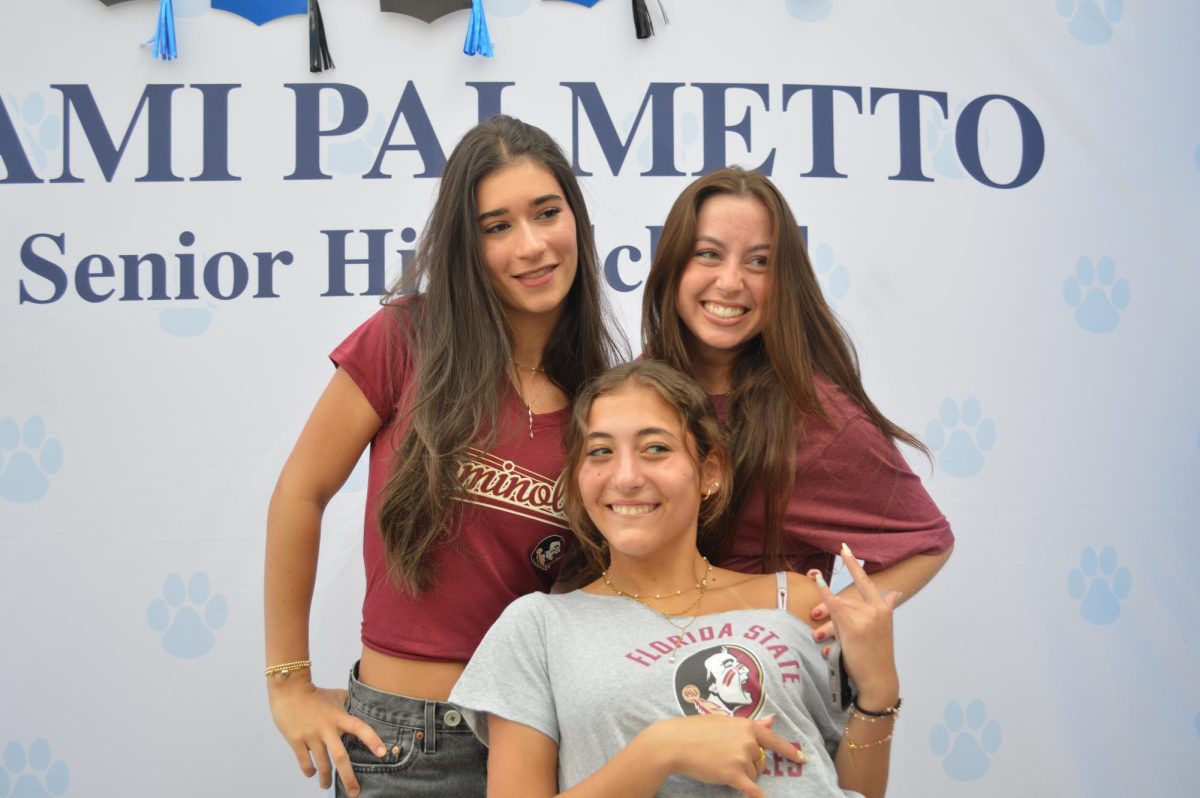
{"left": 335, "top": 664, "right": 487, "bottom": 798}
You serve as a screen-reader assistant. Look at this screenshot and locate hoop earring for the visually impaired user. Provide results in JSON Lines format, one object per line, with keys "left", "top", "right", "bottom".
{"left": 703, "top": 481, "right": 720, "bottom": 501}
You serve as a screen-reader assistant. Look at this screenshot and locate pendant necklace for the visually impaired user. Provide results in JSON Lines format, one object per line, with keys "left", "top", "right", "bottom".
{"left": 602, "top": 558, "right": 712, "bottom": 663}
{"left": 513, "top": 361, "right": 544, "bottom": 440}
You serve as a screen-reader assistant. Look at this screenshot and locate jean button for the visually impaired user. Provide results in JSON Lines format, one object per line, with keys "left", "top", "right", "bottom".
{"left": 444, "top": 709, "right": 462, "bottom": 727}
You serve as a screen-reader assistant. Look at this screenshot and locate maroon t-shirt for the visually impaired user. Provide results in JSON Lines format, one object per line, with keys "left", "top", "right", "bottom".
{"left": 331, "top": 307, "right": 570, "bottom": 662}
{"left": 714, "top": 376, "right": 953, "bottom": 578}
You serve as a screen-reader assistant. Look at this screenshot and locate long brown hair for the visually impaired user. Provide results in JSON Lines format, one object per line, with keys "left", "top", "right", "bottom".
{"left": 642, "top": 167, "right": 927, "bottom": 571}
{"left": 377, "top": 115, "right": 624, "bottom": 593}
{"left": 562, "top": 361, "right": 732, "bottom": 578}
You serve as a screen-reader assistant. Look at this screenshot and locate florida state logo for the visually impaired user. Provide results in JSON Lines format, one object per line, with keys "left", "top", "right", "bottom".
{"left": 530, "top": 534, "right": 565, "bottom": 572}
{"left": 674, "top": 644, "right": 766, "bottom": 718}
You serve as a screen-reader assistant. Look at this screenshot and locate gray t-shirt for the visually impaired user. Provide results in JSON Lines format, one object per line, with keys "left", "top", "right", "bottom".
{"left": 451, "top": 576, "right": 861, "bottom": 797}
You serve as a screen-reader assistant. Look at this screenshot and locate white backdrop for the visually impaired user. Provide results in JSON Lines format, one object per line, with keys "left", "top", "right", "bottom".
{"left": 2, "top": 1, "right": 1199, "bottom": 796}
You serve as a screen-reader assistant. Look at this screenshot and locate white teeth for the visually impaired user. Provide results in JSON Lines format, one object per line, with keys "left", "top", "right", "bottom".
{"left": 610, "top": 504, "right": 655, "bottom": 516}
{"left": 703, "top": 302, "right": 746, "bottom": 319}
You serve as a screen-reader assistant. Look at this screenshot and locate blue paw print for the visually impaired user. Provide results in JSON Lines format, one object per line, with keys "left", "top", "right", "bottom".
{"left": 147, "top": 572, "right": 229, "bottom": 658}
{"left": 929, "top": 699, "right": 1001, "bottom": 781}
{"left": 3, "top": 92, "right": 61, "bottom": 175}
{"left": 1067, "top": 545, "right": 1131, "bottom": 624}
{"left": 1055, "top": 0, "right": 1123, "bottom": 45}
{"left": 634, "top": 111, "right": 699, "bottom": 171}
{"left": 925, "top": 397, "right": 996, "bottom": 477}
{"left": 488, "top": 0, "right": 531, "bottom": 16}
{"left": 811, "top": 243, "right": 849, "bottom": 308}
{"left": 324, "top": 93, "right": 388, "bottom": 176}
{"left": 1, "top": 739, "right": 69, "bottom": 797}
{"left": 785, "top": 0, "right": 833, "bottom": 22}
{"left": 1062, "top": 256, "right": 1129, "bottom": 333}
{"left": 0, "top": 416, "right": 64, "bottom": 504}
{"left": 159, "top": 302, "right": 216, "bottom": 337}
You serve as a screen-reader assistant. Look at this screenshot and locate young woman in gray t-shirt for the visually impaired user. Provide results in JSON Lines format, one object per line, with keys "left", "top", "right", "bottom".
{"left": 453, "top": 361, "right": 902, "bottom": 798}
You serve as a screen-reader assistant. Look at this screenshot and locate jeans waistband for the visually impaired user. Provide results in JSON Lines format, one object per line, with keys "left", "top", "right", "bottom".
{"left": 347, "top": 663, "right": 468, "bottom": 754}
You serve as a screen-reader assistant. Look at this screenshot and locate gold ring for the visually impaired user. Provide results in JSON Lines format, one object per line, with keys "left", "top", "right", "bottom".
{"left": 755, "top": 746, "right": 766, "bottom": 766}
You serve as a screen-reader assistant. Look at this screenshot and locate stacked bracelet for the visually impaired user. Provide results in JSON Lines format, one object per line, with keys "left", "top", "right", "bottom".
{"left": 264, "top": 660, "right": 312, "bottom": 679}
{"left": 843, "top": 697, "right": 902, "bottom": 763}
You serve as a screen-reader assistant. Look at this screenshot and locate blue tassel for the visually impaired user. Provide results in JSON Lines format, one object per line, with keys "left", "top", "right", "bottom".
{"left": 151, "top": 0, "right": 178, "bottom": 60}
{"left": 462, "top": 0, "right": 493, "bottom": 58}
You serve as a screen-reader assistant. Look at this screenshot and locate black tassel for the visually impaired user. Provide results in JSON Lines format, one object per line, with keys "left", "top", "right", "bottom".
{"left": 309, "top": 0, "right": 335, "bottom": 72}
{"left": 632, "top": 0, "right": 654, "bottom": 39}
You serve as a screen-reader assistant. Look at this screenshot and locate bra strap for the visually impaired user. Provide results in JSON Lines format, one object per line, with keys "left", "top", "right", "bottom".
{"left": 775, "top": 571, "right": 788, "bottom": 610}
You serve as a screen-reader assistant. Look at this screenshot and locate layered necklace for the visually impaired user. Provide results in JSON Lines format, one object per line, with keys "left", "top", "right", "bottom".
{"left": 513, "top": 361, "right": 544, "bottom": 440}
{"left": 602, "top": 557, "right": 712, "bottom": 663}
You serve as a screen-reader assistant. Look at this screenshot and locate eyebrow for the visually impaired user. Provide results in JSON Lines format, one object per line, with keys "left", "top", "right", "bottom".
{"left": 478, "top": 193, "right": 563, "bottom": 222}
{"left": 695, "top": 234, "right": 770, "bottom": 252}
{"left": 586, "top": 427, "right": 678, "bottom": 440}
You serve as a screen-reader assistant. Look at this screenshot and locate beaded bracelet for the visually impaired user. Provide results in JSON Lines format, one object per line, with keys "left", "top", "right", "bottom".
{"left": 843, "top": 697, "right": 901, "bottom": 763}
{"left": 264, "top": 659, "right": 312, "bottom": 679}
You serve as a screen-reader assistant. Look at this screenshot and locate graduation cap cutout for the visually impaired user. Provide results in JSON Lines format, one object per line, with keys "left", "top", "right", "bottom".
{"left": 380, "top": 0, "right": 492, "bottom": 57}
{"left": 211, "top": 1, "right": 307, "bottom": 26}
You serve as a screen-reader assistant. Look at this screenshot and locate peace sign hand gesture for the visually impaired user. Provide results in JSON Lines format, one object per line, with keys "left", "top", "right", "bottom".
{"left": 810, "top": 544, "right": 900, "bottom": 710}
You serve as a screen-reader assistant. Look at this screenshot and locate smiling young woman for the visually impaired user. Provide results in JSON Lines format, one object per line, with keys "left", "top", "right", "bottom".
{"left": 452, "top": 361, "right": 902, "bottom": 798}
{"left": 642, "top": 167, "right": 954, "bottom": 645}
{"left": 263, "top": 115, "right": 623, "bottom": 798}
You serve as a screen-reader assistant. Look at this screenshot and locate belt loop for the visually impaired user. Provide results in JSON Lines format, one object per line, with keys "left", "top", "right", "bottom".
{"left": 423, "top": 700, "right": 437, "bottom": 754}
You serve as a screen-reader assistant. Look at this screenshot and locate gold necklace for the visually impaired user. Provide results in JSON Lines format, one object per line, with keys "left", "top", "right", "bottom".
{"left": 602, "top": 557, "right": 711, "bottom": 600}
{"left": 513, "top": 362, "right": 544, "bottom": 440}
{"left": 602, "top": 558, "right": 711, "bottom": 663}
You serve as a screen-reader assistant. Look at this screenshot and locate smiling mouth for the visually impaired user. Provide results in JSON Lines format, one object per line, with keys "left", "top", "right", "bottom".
{"left": 517, "top": 265, "right": 556, "bottom": 280}
{"left": 609, "top": 504, "right": 657, "bottom": 516}
{"left": 702, "top": 301, "right": 747, "bottom": 319}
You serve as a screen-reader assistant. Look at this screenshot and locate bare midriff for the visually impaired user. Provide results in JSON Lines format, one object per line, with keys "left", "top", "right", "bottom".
{"left": 359, "top": 646, "right": 467, "bottom": 700}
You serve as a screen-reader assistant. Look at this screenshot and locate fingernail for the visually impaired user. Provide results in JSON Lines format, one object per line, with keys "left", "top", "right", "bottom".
{"left": 815, "top": 573, "right": 828, "bottom": 588}
{"left": 811, "top": 607, "right": 823, "bottom": 619}
{"left": 813, "top": 630, "right": 825, "bottom": 641}
{"left": 375, "top": 746, "right": 386, "bottom": 756}
{"left": 841, "top": 542, "right": 854, "bottom": 559}
{"left": 794, "top": 747, "right": 809, "bottom": 763}
{"left": 822, "top": 646, "right": 831, "bottom": 657}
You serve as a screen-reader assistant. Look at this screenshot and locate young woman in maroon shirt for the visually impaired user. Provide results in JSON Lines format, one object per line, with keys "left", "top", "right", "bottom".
{"left": 642, "top": 167, "right": 954, "bottom": 644}
{"left": 263, "top": 116, "right": 621, "bottom": 798}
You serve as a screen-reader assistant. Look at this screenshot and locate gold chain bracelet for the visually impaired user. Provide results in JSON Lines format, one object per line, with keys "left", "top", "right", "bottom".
{"left": 264, "top": 659, "right": 312, "bottom": 679}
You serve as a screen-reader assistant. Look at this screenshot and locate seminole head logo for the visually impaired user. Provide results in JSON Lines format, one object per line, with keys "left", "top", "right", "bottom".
{"left": 530, "top": 534, "right": 565, "bottom": 572}
{"left": 674, "top": 644, "right": 766, "bottom": 718}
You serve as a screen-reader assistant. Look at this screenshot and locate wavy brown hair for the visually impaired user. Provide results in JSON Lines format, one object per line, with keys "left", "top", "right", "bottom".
{"left": 562, "top": 361, "right": 732, "bottom": 579}
{"left": 377, "top": 115, "right": 624, "bottom": 593}
{"left": 642, "top": 167, "right": 928, "bottom": 572}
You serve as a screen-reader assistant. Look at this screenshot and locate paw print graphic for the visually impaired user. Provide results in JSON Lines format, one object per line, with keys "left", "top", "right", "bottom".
{"left": 929, "top": 699, "right": 1001, "bottom": 781}
{"left": 323, "top": 91, "right": 388, "bottom": 177}
{"left": 1067, "top": 545, "right": 1131, "bottom": 624}
{"left": 925, "top": 397, "right": 996, "bottom": 477}
{"left": 0, "top": 416, "right": 64, "bottom": 504}
{"left": 810, "top": 243, "right": 849, "bottom": 308}
{"left": 785, "top": 0, "right": 833, "bottom": 22}
{"left": 1062, "top": 256, "right": 1130, "bottom": 333}
{"left": 2, "top": 92, "right": 61, "bottom": 175}
{"left": 159, "top": 302, "right": 216, "bottom": 338}
{"left": 1055, "top": 0, "right": 1123, "bottom": 45}
{"left": 1, "top": 739, "right": 69, "bottom": 797}
{"left": 147, "top": 572, "right": 229, "bottom": 658}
